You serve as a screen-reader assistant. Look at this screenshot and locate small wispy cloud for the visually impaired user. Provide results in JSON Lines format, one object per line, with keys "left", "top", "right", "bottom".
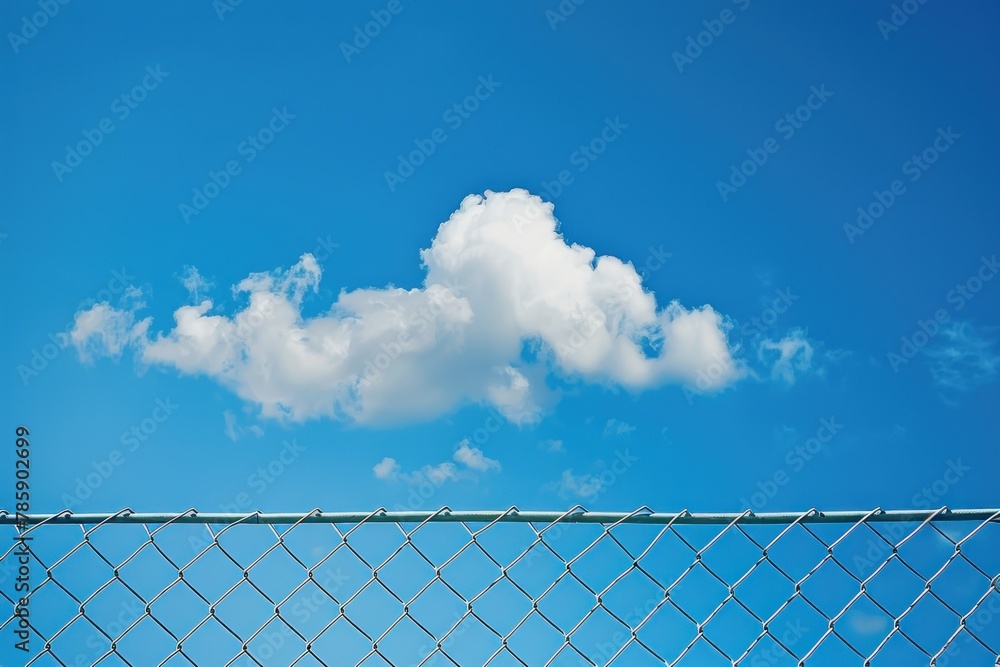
{"left": 757, "top": 329, "right": 814, "bottom": 384}
{"left": 539, "top": 439, "right": 564, "bottom": 453}
{"left": 373, "top": 457, "right": 401, "bottom": 481}
{"left": 549, "top": 469, "right": 604, "bottom": 499}
{"left": 603, "top": 419, "right": 635, "bottom": 437}
{"left": 223, "top": 409, "right": 265, "bottom": 441}
{"left": 924, "top": 322, "right": 999, "bottom": 394}
{"left": 453, "top": 440, "right": 501, "bottom": 472}
{"left": 372, "top": 457, "right": 457, "bottom": 485}
{"left": 179, "top": 266, "right": 212, "bottom": 302}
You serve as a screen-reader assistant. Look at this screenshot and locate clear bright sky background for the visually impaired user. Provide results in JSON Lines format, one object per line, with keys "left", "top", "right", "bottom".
{"left": 2, "top": 0, "right": 999, "bottom": 519}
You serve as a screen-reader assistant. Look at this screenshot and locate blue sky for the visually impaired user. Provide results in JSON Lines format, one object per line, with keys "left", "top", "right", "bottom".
{"left": 3, "top": 2, "right": 999, "bottom": 522}
{"left": 3, "top": 2, "right": 1000, "bottom": 665}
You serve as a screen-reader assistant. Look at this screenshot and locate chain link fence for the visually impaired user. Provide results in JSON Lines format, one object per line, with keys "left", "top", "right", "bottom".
{"left": 1, "top": 507, "right": 999, "bottom": 666}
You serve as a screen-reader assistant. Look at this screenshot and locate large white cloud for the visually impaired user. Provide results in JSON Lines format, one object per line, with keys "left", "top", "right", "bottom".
{"left": 68, "top": 189, "right": 746, "bottom": 424}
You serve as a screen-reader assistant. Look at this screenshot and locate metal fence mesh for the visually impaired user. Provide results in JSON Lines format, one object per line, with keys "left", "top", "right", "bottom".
{"left": 1, "top": 508, "right": 999, "bottom": 666}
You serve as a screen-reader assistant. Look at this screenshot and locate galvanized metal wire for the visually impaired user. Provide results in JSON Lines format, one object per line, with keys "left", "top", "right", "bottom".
{"left": 2, "top": 507, "right": 999, "bottom": 666}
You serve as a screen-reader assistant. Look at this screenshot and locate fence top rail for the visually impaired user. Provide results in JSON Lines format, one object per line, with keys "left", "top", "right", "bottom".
{"left": 1, "top": 507, "right": 999, "bottom": 526}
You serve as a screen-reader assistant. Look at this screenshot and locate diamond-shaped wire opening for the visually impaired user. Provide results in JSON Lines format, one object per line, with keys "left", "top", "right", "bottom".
{"left": 838, "top": 594, "right": 894, "bottom": 655}
{"left": 697, "top": 523, "right": 765, "bottom": 586}
{"left": 213, "top": 522, "right": 282, "bottom": 570}
{"left": 404, "top": 576, "right": 468, "bottom": 640}
{"left": 212, "top": 578, "right": 277, "bottom": 641}
{"left": 740, "top": 633, "right": 804, "bottom": 667}
{"left": 964, "top": 586, "right": 1000, "bottom": 652}
{"left": 89, "top": 650, "right": 130, "bottom": 666}
{"left": 276, "top": 578, "right": 340, "bottom": 639}
{"left": 898, "top": 591, "right": 964, "bottom": 655}
{"left": 45, "top": 614, "right": 119, "bottom": 667}
{"left": 666, "top": 562, "right": 730, "bottom": 623}
{"left": 505, "top": 536, "right": 567, "bottom": 599}
{"left": 176, "top": 615, "right": 244, "bottom": 666}
{"left": 467, "top": 574, "right": 534, "bottom": 637}
{"left": 313, "top": 539, "right": 376, "bottom": 600}
{"left": 292, "top": 653, "right": 327, "bottom": 667}
{"left": 598, "top": 566, "right": 663, "bottom": 628}
{"left": 146, "top": 522, "right": 215, "bottom": 570}
{"left": 952, "top": 521, "right": 1000, "bottom": 581}
{"left": 765, "top": 595, "right": 827, "bottom": 659}
{"left": 868, "top": 626, "right": 933, "bottom": 666}
{"left": 279, "top": 523, "right": 349, "bottom": 570}
{"left": 407, "top": 521, "right": 478, "bottom": 566}
{"left": 341, "top": 522, "right": 408, "bottom": 573}
{"left": 117, "top": 539, "right": 186, "bottom": 602}
{"left": 174, "top": 541, "right": 244, "bottom": 603}
{"left": 437, "top": 539, "right": 502, "bottom": 602}
{"left": 434, "top": 611, "right": 500, "bottom": 665}
{"left": 670, "top": 524, "right": 720, "bottom": 558}
{"left": 147, "top": 577, "right": 210, "bottom": 640}
{"left": 505, "top": 605, "right": 566, "bottom": 664}
{"left": 864, "top": 554, "right": 930, "bottom": 617}
{"left": 112, "top": 612, "right": 180, "bottom": 663}
{"left": 308, "top": 616, "right": 373, "bottom": 665}
{"left": 732, "top": 559, "right": 794, "bottom": 621}
{"left": 602, "top": 522, "right": 661, "bottom": 562}
{"left": 635, "top": 598, "right": 695, "bottom": 661}
{"left": 798, "top": 554, "right": 864, "bottom": 617}
{"left": 632, "top": 526, "right": 698, "bottom": 592}
{"left": 570, "top": 601, "right": 632, "bottom": 661}
{"left": 928, "top": 552, "right": 994, "bottom": 615}
{"left": 541, "top": 522, "right": 607, "bottom": 568}
{"left": 485, "top": 652, "right": 528, "bottom": 667}
{"left": 765, "top": 522, "right": 835, "bottom": 583}
{"left": 567, "top": 530, "right": 637, "bottom": 595}
{"left": 606, "top": 639, "right": 669, "bottom": 666}
{"left": 536, "top": 569, "right": 598, "bottom": 632}
{"left": 246, "top": 538, "right": 312, "bottom": 604}
{"left": 701, "top": 597, "right": 764, "bottom": 660}
{"left": 45, "top": 576, "right": 123, "bottom": 636}
{"left": 343, "top": 578, "right": 403, "bottom": 639}
{"left": 802, "top": 629, "right": 864, "bottom": 665}
{"left": 893, "top": 522, "right": 959, "bottom": 581}
{"left": 829, "top": 520, "right": 910, "bottom": 582}
{"left": 377, "top": 541, "right": 439, "bottom": 603}
{"left": 45, "top": 535, "right": 113, "bottom": 601}
{"left": 672, "top": 634, "right": 732, "bottom": 666}
{"left": 376, "top": 612, "right": 456, "bottom": 666}
{"left": 242, "top": 616, "right": 306, "bottom": 664}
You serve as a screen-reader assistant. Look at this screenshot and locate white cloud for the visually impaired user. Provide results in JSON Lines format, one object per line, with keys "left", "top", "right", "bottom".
{"left": 179, "top": 266, "right": 212, "bottom": 302}
{"left": 68, "top": 189, "right": 748, "bottom": 425}
{"left": 758, "top": 330, "right": 814, "bottom": 384}
{"left": 603, "top": 419, "right": 635, "bottom": 437}
{"left": 925, "top": 322, "right": 999, "bottom": 392}
{"left": 453, "top": 440, "right": 501, "bottom": 472}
